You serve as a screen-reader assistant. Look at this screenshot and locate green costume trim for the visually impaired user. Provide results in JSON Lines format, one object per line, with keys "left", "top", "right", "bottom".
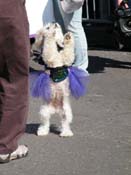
{"left": 50, "top": 66, "right": 68, "bottom": 83}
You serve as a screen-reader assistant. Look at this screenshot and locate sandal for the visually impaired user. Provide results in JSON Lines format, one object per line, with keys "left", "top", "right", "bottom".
{"left": 0, "top": 145, "right": 28, "bottom": 163}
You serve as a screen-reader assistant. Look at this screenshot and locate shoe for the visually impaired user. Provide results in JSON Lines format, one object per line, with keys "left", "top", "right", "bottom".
{"left": 0, "top": 145, "right": 28, "bottom": 163}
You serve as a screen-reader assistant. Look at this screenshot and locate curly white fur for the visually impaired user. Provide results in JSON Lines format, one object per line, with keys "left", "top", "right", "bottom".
{"left": 32, "top": 23, "right": 75, "bottom": 137}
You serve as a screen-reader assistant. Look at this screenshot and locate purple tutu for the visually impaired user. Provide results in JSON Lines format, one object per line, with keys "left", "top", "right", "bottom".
{"left": 30, "top": 67, "right": 89, "bottom": 102}
{"left": 68, "top": 67, "right": 89, "bottom": 99}
{"left": 30, "top": 71, "right": 51, "bottom": 102}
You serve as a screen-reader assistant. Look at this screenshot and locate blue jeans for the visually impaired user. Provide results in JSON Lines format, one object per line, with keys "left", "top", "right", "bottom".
{"left": 53, "top": 0, "right": 88, "bottom": 71}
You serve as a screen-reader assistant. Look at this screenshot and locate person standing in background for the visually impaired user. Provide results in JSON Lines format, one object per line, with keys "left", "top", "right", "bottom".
{"left": 0, "top": 0, "right": 30, "bottom": 163}
{"left": 53, "top": 0, "right": 89, "bottom": 72}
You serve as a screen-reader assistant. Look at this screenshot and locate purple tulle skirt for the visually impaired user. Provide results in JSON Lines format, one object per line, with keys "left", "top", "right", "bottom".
{"left": 30, "top": 67, "right": 89, "bottom": 102}
{"left": 68, "top": 67, "right": 89, "bottom": 99}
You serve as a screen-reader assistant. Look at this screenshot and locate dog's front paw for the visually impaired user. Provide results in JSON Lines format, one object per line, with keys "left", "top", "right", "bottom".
{"left": 65, "top": 32, "right": 71, "bottom": 39}
{"left": 37, "top": 125, "right": 49, "bottom": 136}
{"left": 64, "top": 32, "right": 74, "bottom": 45}
{"left": 64, "top": 32, "right": 72, "bottom": 40}
{"left": 60, "top": 129, "right": 74, "bottom": 137}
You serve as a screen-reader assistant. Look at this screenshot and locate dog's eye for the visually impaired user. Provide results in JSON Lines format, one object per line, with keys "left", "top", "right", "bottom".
{"left": 46, "top": 27, "right": 50, "bottom": 30}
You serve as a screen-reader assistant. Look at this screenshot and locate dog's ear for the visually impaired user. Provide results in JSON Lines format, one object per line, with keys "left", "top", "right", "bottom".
{"left": 32, "top": 28, "right": 44, "bottom": 51}
{"left": 36, "top": 28, "right": 45, "bottom": 40}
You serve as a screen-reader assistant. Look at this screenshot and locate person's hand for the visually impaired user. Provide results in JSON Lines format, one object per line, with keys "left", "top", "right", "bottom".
{"left": 118, "top": 0, "right": 129, "bottom": 8}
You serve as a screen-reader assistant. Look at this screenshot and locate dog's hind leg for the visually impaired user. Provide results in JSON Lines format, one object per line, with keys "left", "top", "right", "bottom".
{"left": 60, "top": 96, "right": 74, "bottom": 137}
{"left": 37, "top": 105, "right": 55, "bottom": 136}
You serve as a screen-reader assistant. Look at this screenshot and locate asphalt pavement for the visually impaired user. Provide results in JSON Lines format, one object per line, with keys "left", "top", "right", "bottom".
{"left": 0, "top": 49, "right": 131, "bottom": 175}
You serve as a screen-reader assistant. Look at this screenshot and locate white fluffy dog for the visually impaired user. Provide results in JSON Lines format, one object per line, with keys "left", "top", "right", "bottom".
{"left": 31, "top": 23, "right": 75, "bottom": 137}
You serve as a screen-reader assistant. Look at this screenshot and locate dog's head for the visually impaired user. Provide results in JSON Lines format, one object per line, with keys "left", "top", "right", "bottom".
{"left": 32, "top": 23, "right": 64, "bottom": 51}
{"left": 43, "top": 23, "right": 64, "bottom": 47}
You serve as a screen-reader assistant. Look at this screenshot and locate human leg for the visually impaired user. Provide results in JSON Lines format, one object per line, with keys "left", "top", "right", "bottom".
{"left": 66, "top": 8, "right": 88, "bottom": 70}
{"left": 53, "top": 1, "right": 88, "bottom": 71}
{"left": 0, "top": 0, "right": 29, "bottom": 158}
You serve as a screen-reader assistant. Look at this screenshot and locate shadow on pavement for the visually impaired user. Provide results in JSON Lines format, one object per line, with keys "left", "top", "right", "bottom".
{"left": 88, "top": 55, "right": 131, "bottom": 73}
{"left": 25, "top": 123, "right": 39, "bottom": 135}
{"left": 25, "top": 123, "right": 60, "bottom": 135}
